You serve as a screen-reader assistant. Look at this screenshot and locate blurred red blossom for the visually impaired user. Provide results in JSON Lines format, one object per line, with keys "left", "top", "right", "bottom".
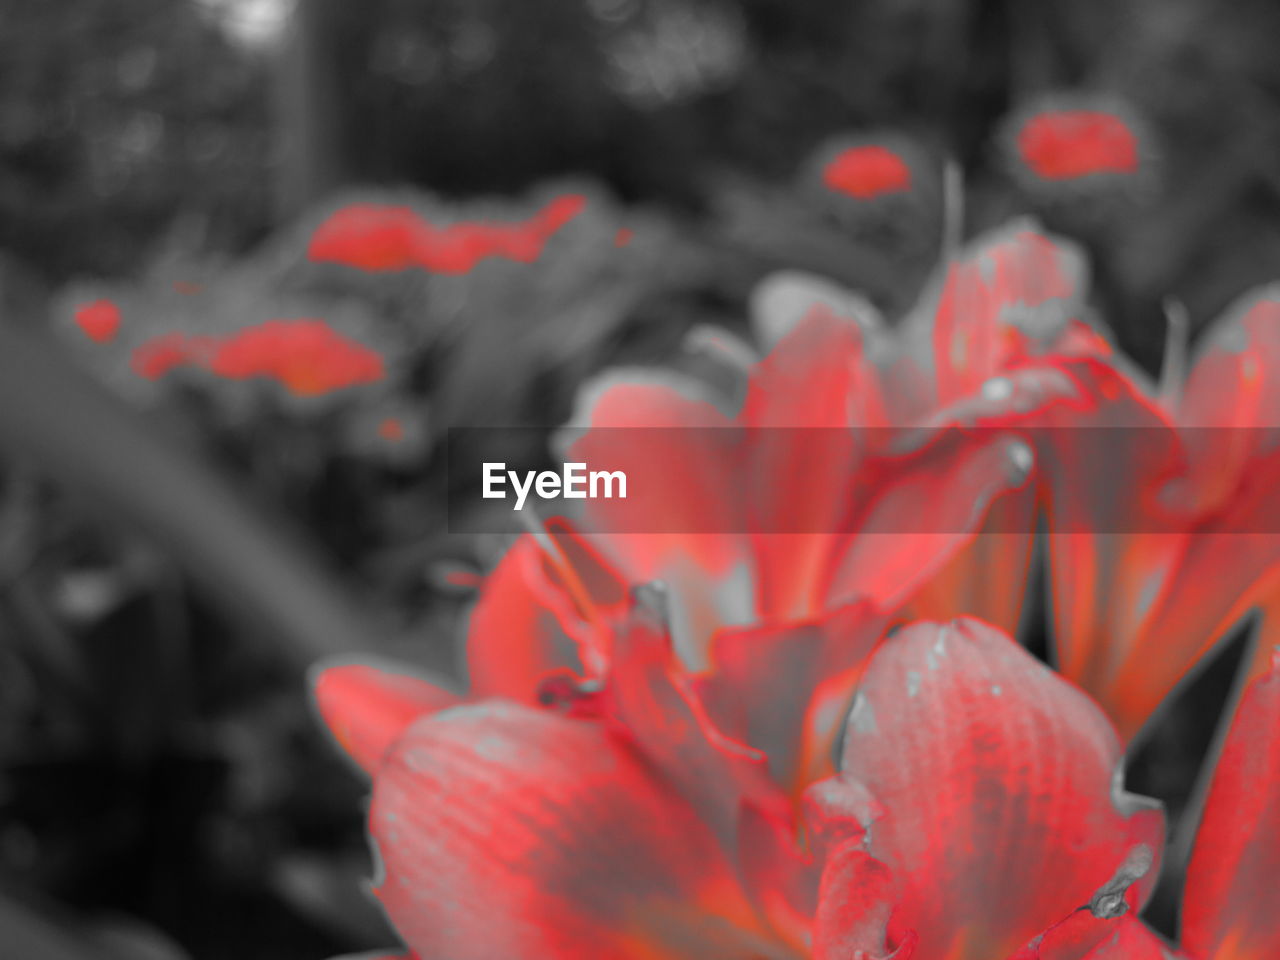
{"left": 130, "top": 319, "right": 385, "bottom": 396}
{"left": 307, "top": 194, "right": 587, "bottom": 273}
{"left": 1015, "top": 110, "right": 1140, "bottom": 180}
{"left": 73, "top": 298, "right": 122, "bottom": 343}
{"left": 999, "top": 96, "right": 1157, "bottom": 215}
{"left": 822, "top": 145, "right": 913, "bottom": 199}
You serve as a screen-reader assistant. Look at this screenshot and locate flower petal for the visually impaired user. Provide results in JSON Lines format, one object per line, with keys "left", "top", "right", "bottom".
{"left": 813, "top": 848, "right": 917, "bottom": 960}
{"left": 566, "top": 369, "right": 746, "bottom": 577}
{"left": 601, "top": 586, "right": 790, "bottom": 842}
{"left": 739, "top": 309, "right": 888, "bottom": 619}
{"left": 824, "top": 426, "right": 1035, "bottom": 614}
{"left": 698, "top": 600, "right": 889, "bottom": 797}
{"left": 564, "top": 371, "right": 755, "bottom": 662}
{"left": 369, "top": 700, "right": 792, "bottom": 960}
{"left": 1040, "top": 357, "right": 1280, "bottom": 740}
{"left": 894, "top": 220, "right": 1091, "bottom": 416}
{"left": 821, "top": 619, "right": 1164, "bottom": 960}
{"left": 311, "top": 660, "right": 460, "bottom": 776}
{"left": 465, "top": 534, "right": 585, "bottom": 702}
{"left": 899, "top": 494, "right": 1036, "bottom": 635}
{"left": 1033, "top": 358, "right": 1195, "bottom": 740}
{"left": 1182, "top": 656, "right": 1280, "bottom": 960}
{"left": 1006, "top": 847, "right": 1169, "bottom": 959}
{"left": 748, "top": 270, "right": 886, "bottom": 354}
{"left": 1177, "top": 287, "right": 1280, "bottom": 508}
{"left": 1010, "top": 915, "right": 1173, "bottom": 960}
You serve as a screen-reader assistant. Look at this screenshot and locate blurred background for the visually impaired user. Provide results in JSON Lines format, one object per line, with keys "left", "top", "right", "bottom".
{"left": 1, "top": 0, "right": 1279, "bottom": 956}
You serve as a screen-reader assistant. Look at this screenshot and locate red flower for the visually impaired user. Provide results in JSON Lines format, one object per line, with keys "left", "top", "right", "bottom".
{"left": 307, "top": 194, "right": 586, "bottom": 274}
{"left": 822, "top": 145, "right": 913, "bottom": 200}
{"left": 1015, "top": 110, "right": 1140, "bottom": 181}
{"left": 1033, "top": 287, "right": 1280, "bottom": 741}
{"left": 73, "top": 298, "right": 122, "bottom": 343}
{"left": 315, "top": 590, "right": 810, "bottom": 959}
{"left": 208, "top": 319, "right": 385, "bottom": 395}
{"left": 312, "top": 618, "right": 1226, "bottom": 960}
{"left": 131, "top": 319, "right": 385, "bottom": 396}
{"left": 746, "top": 221, "right": 1104, "bottom": 634}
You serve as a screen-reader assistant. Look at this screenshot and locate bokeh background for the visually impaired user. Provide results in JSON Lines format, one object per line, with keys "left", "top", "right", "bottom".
{"left": 1, "top": 0, "right": 1279, "bottom": 957}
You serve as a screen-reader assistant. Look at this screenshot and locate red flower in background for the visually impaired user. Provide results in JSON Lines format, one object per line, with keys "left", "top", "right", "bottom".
{"left": 208, "top": 319, "right": 385, "bottom": 396}
{"left": 130, "top": 319, "right": 385, "bottom": 396}
{"left": 822, "top": 146, "right": 913, "bottom": 200}
{"left": 73, "top": 298, "right": 122, "bottom": 343}
{"left": 307, "top": 194, "right": 586, "bottom": 273}
{"left": 999, "top": 96, "right": 1156, "bottom": 212}
{"left": 1033, "top": 287, "right": 1280, "bottom": 741}
{"left": 1016, "top": 110, "right": 1140, "bottom": 180}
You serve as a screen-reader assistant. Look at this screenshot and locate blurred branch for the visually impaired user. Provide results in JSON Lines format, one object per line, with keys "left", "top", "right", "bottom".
{"left": 0, "top": 320, "right": 381, "bottom": 668}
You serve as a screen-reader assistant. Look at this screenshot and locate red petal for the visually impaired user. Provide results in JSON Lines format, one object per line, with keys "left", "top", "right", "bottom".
{"left": 823, "top": 145, "right": 914, "bottom": 199}
{"left": 369, "top": 700, "right": 786, "bottom": 959}
{"left": 1009, "top": 915, "right": 1173, "bottom": 960}
{"left": 892, "top": 362, "right": 1081, "bottom": 634}
{"left": 1041, "top": 357, "right": 1280, "bottom": 740}
{"left": 1016, "top": 111, "right": 1140, "bottom": 180}
{"left": 824, "top": 426, "right": 1034, "bottom": 614}
{"left": 898, "top": 492, "right": 1036, "bottom": 636}
{"left": 307, "top": 197, "right": 584, "bottom": 273}
{"left": 739, "top": 309, "right": 888, "bottom": 620}
{"left": 820, "top": 619, "right": 1164, "bottom": 960}
{"left": 1178, "top": 288, "right": 1280, "bottom": 510}
{"left": 566, "top": 372, "right": 755, "bottom": 662}
{"left": 568, "top": 370, "right": 745, "bottom": 577}
{"left": 1105, "top": 450, "right": 1280, "bottom": 740}
{"left": 602, "top": 587, "right": 789, "bottom": 842}
{"left": 1034, "top": 358, "right": 1191, "bottom": 740}
{"left": 595, "top": 588, "right": 819, "bottom": 952}
{"left": 698, "top": 601, "right": 889, "bottom": 798}
{"left": 74, "top": 299, "right": 122, "bottom": 343}
{"left": 813, "top": 848, "right": 917, "bottom": 960}
{"left": 1006, "top": 847, "right": 1168, "bottom": 959}
{"left": 896, "top": 222, "right": 1089, "bottom": 415}
{"left": 1182, "top": 658, "right": 1280, "bottom": 959}
{"left": 465, "top": 535, "right": 584, "bottom": 702}
{"left": 312, "top": 660, "right": 460, "bottom": 775}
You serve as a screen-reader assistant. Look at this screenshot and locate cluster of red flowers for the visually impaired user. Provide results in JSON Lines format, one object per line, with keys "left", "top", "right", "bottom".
{"left": 128, "top": 319, "right": 385, "bottom": 396}
{"left": 312, "top": 211, "right": 1280, "bottom": 959}
{"left": 307, "top": 194, "right": 587, "bottom": 274}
